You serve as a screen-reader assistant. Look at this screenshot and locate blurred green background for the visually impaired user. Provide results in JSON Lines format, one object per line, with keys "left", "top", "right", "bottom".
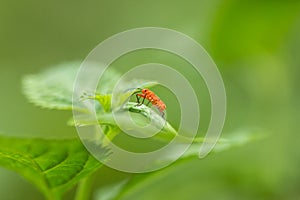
{"left": 1, "top": 0, "right": 300, "bottom": 199}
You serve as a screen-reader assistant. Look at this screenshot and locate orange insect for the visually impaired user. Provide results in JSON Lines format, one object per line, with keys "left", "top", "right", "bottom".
{"left": 131, "top": 88, "right": 166, "bottom": 117}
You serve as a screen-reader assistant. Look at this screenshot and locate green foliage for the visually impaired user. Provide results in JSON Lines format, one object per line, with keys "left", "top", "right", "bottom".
{"left": 22, "top": 62, "right": 81, "bottom": 111}
{"left": 93, "top": 130, "right": 262, "bottom": 200}
{"left": 95, "top": 179, "right": 130, "bottom": 200}
{"left": 0, "top": 63, "right": 262, "bottom": 200}
{"left": 22, "top": 62, "right": 121, "bottom": 112}
{"left": 0, "top": 135, "right": 107, "bottom": 200}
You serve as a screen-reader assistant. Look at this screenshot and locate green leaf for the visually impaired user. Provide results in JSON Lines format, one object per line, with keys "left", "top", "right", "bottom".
{"left": 0, "top": 135, "right": 108, "bottom": 200}
{"left": 69, "top": 102, "right": 177, "bottom": 135}
{"left": 23, "top": 62, "right": 81, "bottom": 111}
{"left": 22, "top": 62, "right": 158, "bottom": 112}
{"left": 67, "top": 102, "right": 180, "bottom": 149}
{"left": 22, "top": 62, "right": 121, "bottom": 112}
{"left": 94, "top": 179, "right": 130, "bottom": 200}
{"left": 105, "top": 129, "right": 265, "bottom": 200}
{"left": 182, "top": 129, "right": 266, "bottom": 159}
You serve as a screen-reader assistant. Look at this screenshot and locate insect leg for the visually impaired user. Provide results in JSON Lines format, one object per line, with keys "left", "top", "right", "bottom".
{"left": 146, "top": 100, "right": 151, "bottom": 106}
{"left": 135, "top": 94, "right": 146, "bottom": 106}
{"left": 141, "top": 95, "right": 146, "bottom": 105}
{"left": 135, "top": 94, "right": 141, "bottom": 104}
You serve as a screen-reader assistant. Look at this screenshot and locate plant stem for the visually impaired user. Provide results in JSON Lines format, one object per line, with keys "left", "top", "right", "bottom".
{"left": 46, "top": 191, "right": 61, "bottom": 200}
{"left": 74, "top": 173, "right": 95, "bottom": 200}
